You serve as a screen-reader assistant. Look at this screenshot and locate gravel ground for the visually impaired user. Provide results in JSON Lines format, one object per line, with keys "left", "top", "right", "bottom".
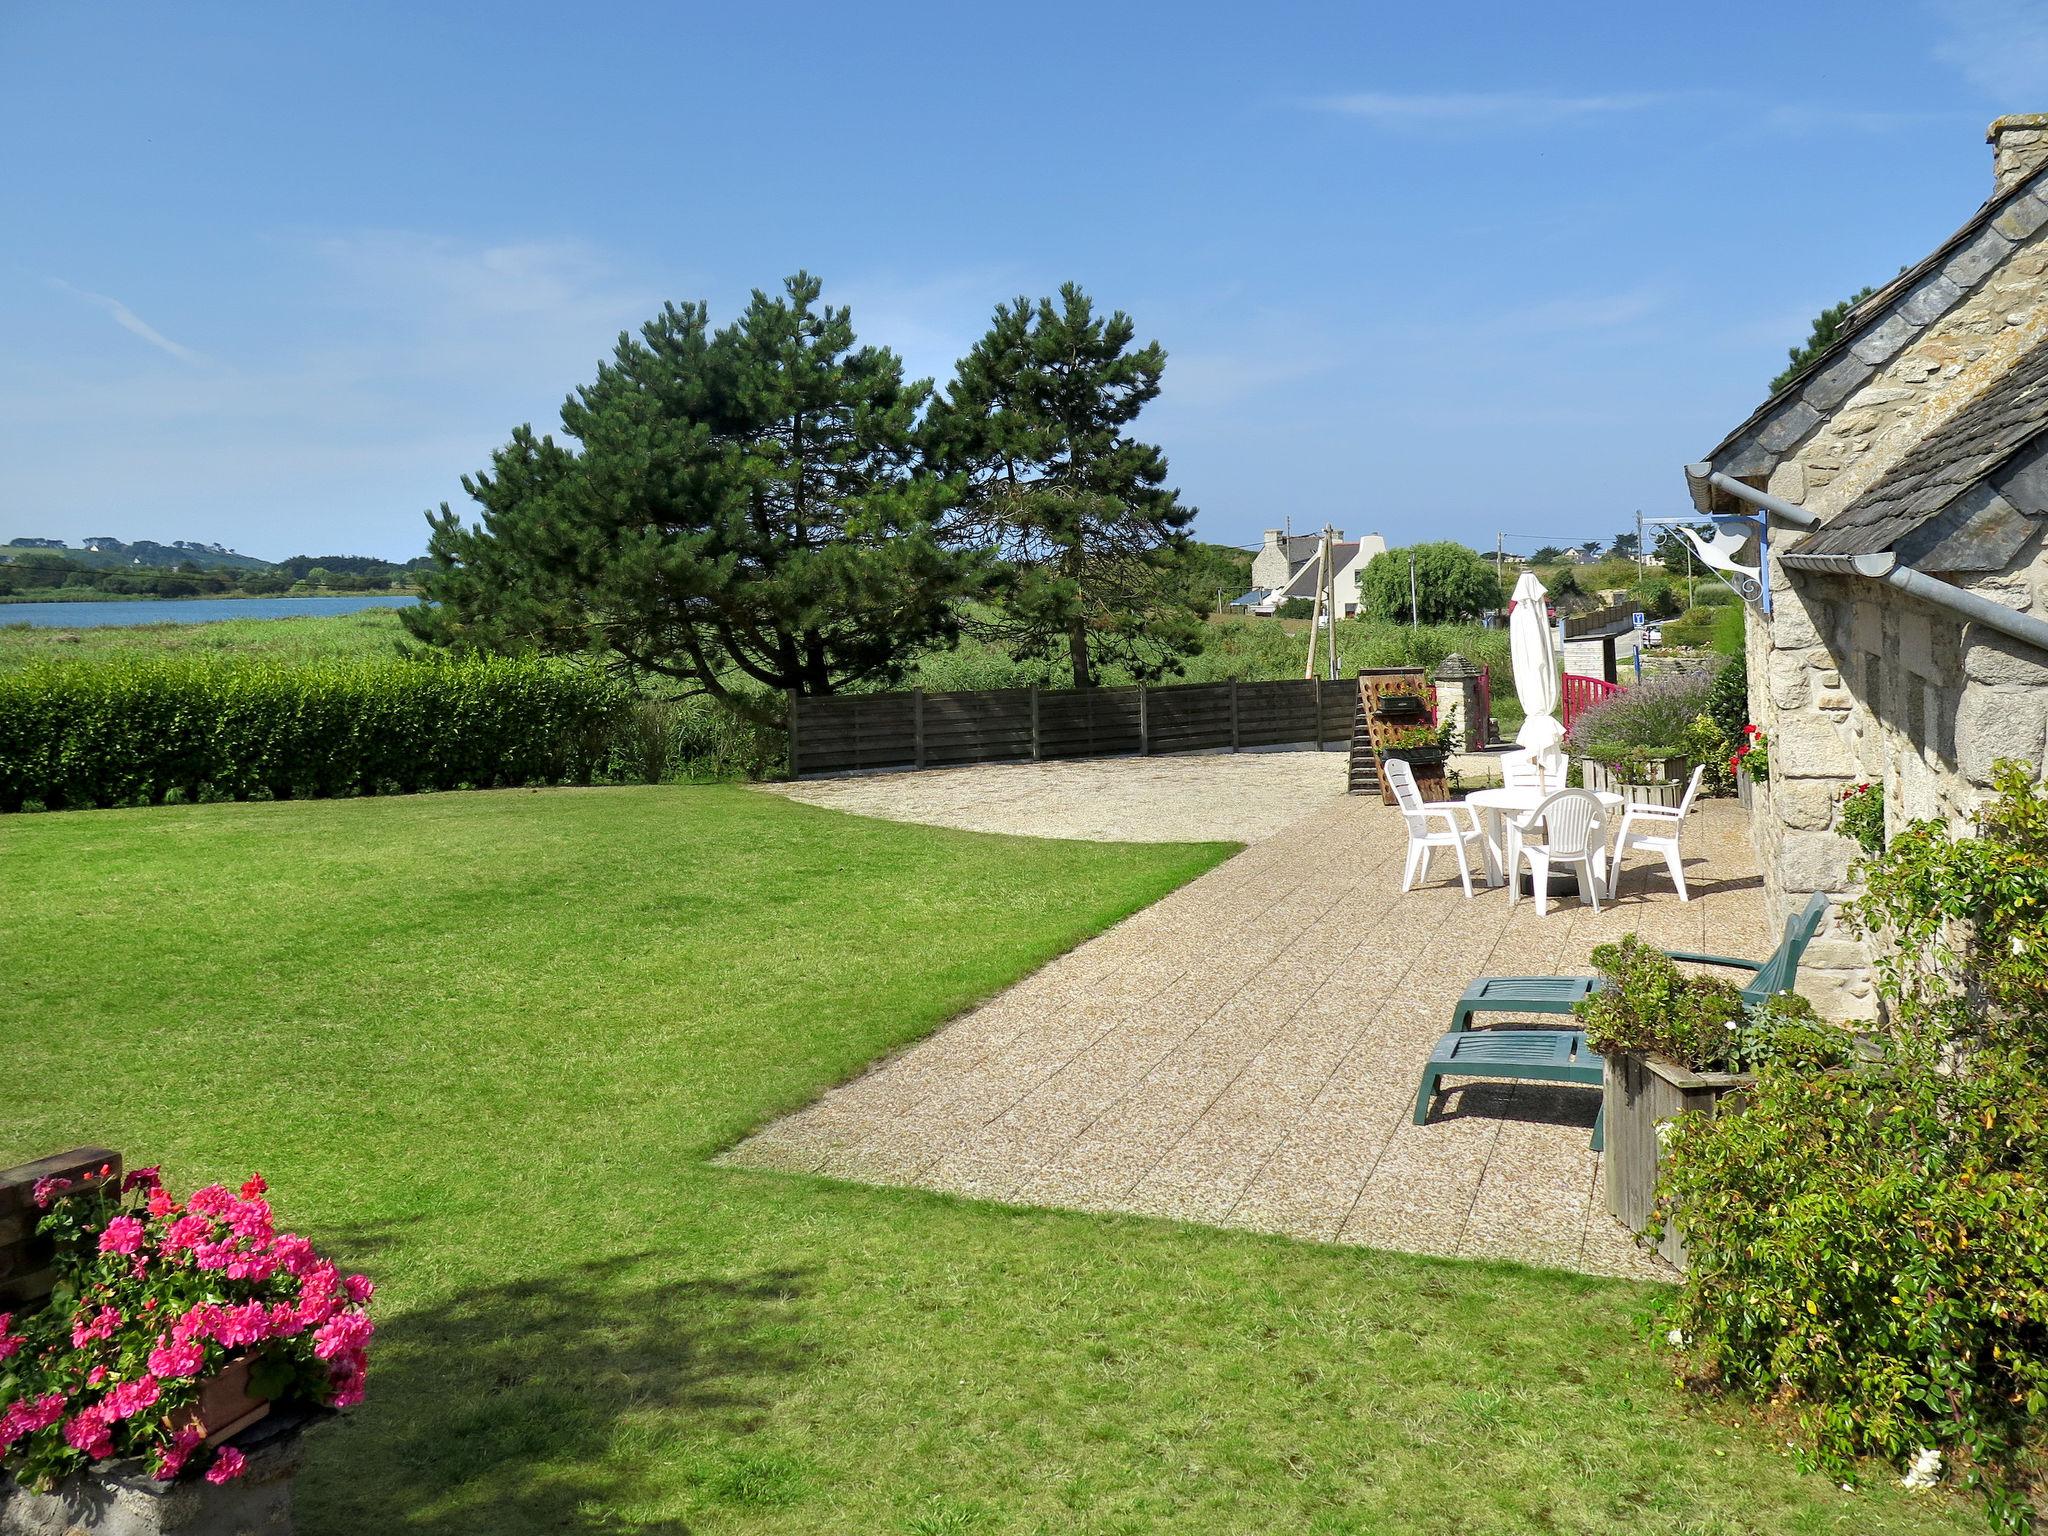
{"left": 732, "top": 759, "right": 1772, "bottom": 1279}
{"left": 756, "top": 749, "right": 1350, "bottom": 844}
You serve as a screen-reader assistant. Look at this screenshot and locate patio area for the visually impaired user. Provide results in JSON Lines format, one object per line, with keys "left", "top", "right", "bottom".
{"left": 727, "top": 767, "right": 1769, "bottom": 1280}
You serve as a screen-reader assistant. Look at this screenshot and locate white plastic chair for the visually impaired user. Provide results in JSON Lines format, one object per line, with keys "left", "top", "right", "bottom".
{"left": 1386, "top": 758, "right": 1486, "bottom": 899}
{"left": 1506, "top": 788, "right": 1610, "bottom": 916}
{"left": 1609, "top": 764, "right": 1707, "bottom": 901}
{"left": 1501, "top": 749, "right": 1566, "bottom": 794}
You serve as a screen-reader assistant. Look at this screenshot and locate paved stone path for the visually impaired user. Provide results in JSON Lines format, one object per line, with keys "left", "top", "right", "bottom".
{"left": 730, "top": 768, "right": 1769, "bottom": 1280}
{"left": 756, "top": 750, "right": 1350, "bottom": 844}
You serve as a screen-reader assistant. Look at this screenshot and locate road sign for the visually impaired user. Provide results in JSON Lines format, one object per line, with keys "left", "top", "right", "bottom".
{"left": 1631, "top": 610, "right": 1645, "bottom": 629}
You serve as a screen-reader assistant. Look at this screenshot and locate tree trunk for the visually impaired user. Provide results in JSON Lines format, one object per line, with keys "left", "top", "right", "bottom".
{"left": 1067, "top": 615, "right": 1092, "bottom": 691}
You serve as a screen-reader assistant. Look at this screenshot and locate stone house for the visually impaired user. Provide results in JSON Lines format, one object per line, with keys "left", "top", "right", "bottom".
{"left": 1246, "top": 528, "right": 1389, "bottom": 615}
{"left": 1685, "top": 114, "right": 2048, "bottom": 1018}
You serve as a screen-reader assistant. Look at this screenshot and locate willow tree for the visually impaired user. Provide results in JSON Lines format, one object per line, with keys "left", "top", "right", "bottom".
{"left": 404, "top": 274, "right": 970, "bottom": 722}
{"left": 923, "top": 284, "right": 1199, "bottom": 689}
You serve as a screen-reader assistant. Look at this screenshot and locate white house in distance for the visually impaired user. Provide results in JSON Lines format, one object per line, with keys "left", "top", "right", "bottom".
{"left": 1240, "top": 527, "right": 1389, "bottom": 616}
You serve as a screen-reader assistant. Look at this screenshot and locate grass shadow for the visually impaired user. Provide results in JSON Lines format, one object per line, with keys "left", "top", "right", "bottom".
{"left": 302, "top": 1239, "right": 812, "bottom": 1535}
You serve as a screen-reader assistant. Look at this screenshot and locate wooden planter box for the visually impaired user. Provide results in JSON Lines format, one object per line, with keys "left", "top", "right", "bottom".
{"left": 172, "top": 1358, "right": 271, "bottom": 1447}
{"left": 1603, "top": 1052, "right": 1752, "bottom": 1268}
{"left": 1381, "top": 746, "right": 1447, "bottom": 769}
{"left": 1581, "top": 756, "right": 1690, "bottom": 809}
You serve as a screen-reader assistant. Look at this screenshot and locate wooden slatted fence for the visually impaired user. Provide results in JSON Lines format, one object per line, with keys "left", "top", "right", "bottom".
{"left": 789, "top": 678, "right": 1354, "bottom": 778}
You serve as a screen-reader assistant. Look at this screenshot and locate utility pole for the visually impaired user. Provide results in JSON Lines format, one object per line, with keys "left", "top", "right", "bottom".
{"left": 1302, "top": 525, "right": 1332, "bottom": 680}
{"left": 1325, "top": 524, "right": 1338, "bottom": 680}
{"left": 1408, "top": 549, "right": 1419, "bottom": 632}
{"left": 1495, "top": 532, "right": 1503, "bottom": 585}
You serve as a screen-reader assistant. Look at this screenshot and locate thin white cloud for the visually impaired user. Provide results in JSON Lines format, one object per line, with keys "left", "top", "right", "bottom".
{"left": 49, "top": 279, "right": 205, "bottom": 365}
{"left": 1757, "top": 103, "right": 1957, "bottom": 135}
{"left": 1930, "top": 0, "right": 2048, "bottom": 100}
{"left": 1311, "top": 90, "right": 1661, "bottom": 127}
{"left": 1493, "top": 286, "right": 1666, "bottom": 335}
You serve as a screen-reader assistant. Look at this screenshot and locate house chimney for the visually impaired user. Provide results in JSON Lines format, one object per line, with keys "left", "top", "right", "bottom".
{"left": 1989, "top": 114, "right": 2048, "bottom": 194}
{"left": 1262, "top": 528, "right": 1283, "bottom": 551}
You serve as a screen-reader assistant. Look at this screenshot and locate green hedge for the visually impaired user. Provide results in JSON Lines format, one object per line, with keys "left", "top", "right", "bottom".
{"left": 0, "top": 656, "right": 666, "bottom": 812}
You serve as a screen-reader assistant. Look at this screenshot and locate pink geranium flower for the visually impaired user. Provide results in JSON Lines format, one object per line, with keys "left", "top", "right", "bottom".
{"left": 121, "top": 1165, "right": 163, "bottom": 1194}
{"left": 98, "top": 1215, "right": 147, "bottom": 1255}
{"left": 148, "top": 1336, "right": 205, "bottom": 1379}
{"left": 62, "top": 1405, "right": 115, "bottom": 1459}
{"left": 205, "top": 1446, "right": 246, "bottom": 1484}
{"left": 152, "top": 1425, "right": 205, "bottom": 1481}
{"left": 30, "top": 1175, "right": 72, "bottom": 1207}
{"left": 161, "top": 1213, "right": 212, "bottom": 1253}
{"left": 105, "top": 1375, "right": 161, "bottom": 1420}
{"left": 311, "top": 1310, "right": 374, "bottom": 1361}
{"left": 71, "top": 1305, "right": 121, "bottom": 1348}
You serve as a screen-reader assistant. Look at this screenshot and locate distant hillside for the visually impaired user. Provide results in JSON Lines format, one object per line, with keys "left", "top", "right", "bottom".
{"left": 6, "top": 537, "right": 274, "bottom": 572}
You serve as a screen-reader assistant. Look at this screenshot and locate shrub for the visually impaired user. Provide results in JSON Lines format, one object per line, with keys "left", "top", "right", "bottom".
{"left": 1275, "top": 597, "right": 1314, "bottom": 619}
{"left": 1564, "top": 671, "right": 1715, "bottom": 766}
{"left": 0, "top": 655, "right": 738, "bottom": 812}
{"left": 1839, "top": 781, "right": 1886, "bottom": 857}
{"left": 1660, "top": 761, "right": 2048, "bottom": 1524}
{"left": 1660, "top": 1052, "right": 2048, "bottom": 1525}
{"left": 0, "top": 1165, "right": 373, "bottom": 1490}
{"left": 1573, "top": 936, "right": 1851, "bottom": 1072}
{"left": 1660, "top": 608, "right": 1720, "bottom": 648}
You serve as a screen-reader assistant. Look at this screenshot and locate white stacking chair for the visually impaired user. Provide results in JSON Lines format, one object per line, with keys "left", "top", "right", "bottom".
{"left": 1385, "top": 757, "right": 1486, "bottom": 899}
{"left": 1506, "top": 788, "right": 1610, "bottom": 916}
{"left": 1609, "top": 764, "right": 1707, "bottom": 901}
{"left": 1501, "top": 748, "right": 1567, "bottom": 794}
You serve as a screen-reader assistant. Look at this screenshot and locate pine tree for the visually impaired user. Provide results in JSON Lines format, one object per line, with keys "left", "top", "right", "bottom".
{"left": 405, "top": 275, "right": 970, "bottom": 722}
{"left": 1770, "top": 285, "right": 1879, "bottom": 393}
{"left": 924, "top": 285, "right": 1198, "bottom": 689}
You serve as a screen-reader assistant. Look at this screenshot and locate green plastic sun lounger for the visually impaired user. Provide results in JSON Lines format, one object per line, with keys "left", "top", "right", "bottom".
{"left": 1412, "top": 1029, "right": 1606, "bottom": 1150}
{"left": 1447, "top": 892, "right": 1830, "bottom": 1031}
{"left": 1412, "top": 894, "right": 1832, "bottom": 1151}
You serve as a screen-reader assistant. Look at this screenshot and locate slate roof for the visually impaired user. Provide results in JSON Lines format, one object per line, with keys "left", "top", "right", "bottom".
{"left": 1688, "top": 156, "right": 2048, "bottom": 511}
{"left": 1789, "top": 338, "right": 2048, "bottom": 569}
{"left": 1277, "top": 541, "right": 1362, "bottom": 601}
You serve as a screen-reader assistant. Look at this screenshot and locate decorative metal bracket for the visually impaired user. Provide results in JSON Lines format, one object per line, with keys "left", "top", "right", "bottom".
{"left": 1649, "top": 512, "right": 1771, "bottom": 614}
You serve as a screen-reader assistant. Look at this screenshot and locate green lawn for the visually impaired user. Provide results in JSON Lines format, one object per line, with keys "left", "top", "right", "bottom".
{"left": 3, "top": 787, "right": 1972, "bottom": 1534}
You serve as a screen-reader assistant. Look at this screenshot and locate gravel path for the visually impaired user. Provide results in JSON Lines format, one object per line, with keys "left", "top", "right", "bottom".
{"left": 756, "top": 750, "right": 1350, "bottom": 844}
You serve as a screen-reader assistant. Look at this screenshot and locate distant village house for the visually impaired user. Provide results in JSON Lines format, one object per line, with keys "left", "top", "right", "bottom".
{"left": 1237, "top": 527, "right": 1389, "bottom": 616}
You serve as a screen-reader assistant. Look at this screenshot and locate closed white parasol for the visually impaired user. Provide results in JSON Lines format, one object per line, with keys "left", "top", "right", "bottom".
{"left": 1509, "top": 571, "right": 1565, "bottom": 769}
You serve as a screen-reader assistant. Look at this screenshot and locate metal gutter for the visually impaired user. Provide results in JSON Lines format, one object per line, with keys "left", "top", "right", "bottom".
{"left": 1778, "top": 545, "right": 2048, "bottom": 654}
{"left": 1684, "top": 465, "right": 1822, "bottom": 529}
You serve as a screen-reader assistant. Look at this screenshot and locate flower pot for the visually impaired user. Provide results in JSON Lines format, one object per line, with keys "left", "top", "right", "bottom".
{"left": 1602, "top": 1052, "right": 1752, "bottom": 1269}
{"left": 1580, "top": 756, "right": 1689, "bottom": 809}
{"left": 1380, "top": 745, "right": 1447, "bottom": 768}
{"left": 171, "top": 1357, "right": 270, "bottom": 1447}
{"left": 1376, "top": 694, "right": 1426, "bottom": 718}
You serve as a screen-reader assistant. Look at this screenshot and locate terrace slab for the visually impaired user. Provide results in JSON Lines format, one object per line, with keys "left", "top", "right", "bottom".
{"left": 730, "top": 760, "right": 1770, "bottom": 1280}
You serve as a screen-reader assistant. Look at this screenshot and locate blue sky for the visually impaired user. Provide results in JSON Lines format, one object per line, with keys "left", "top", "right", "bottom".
{"left": 4, "top": 1, "right": 2045, "bottom": 562}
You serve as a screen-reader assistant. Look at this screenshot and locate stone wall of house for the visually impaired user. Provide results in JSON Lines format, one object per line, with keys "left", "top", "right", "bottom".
{"left": 1746, "top": 207, "right": 2048, "bottom": 1018}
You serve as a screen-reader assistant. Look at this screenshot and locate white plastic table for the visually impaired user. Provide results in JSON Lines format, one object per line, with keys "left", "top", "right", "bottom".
{"left": 1465, "top": 785, "right": 1624, "bottom": 890}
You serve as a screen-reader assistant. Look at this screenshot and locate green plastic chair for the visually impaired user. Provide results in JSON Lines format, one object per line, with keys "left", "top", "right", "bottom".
{"left": 1446, "top": 892, "right": 1830, "bottom": 1031}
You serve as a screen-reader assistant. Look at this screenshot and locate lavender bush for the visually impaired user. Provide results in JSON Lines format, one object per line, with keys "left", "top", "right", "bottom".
{"left": 1565, "top": 671, "right": 1715, "bottom": 766}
